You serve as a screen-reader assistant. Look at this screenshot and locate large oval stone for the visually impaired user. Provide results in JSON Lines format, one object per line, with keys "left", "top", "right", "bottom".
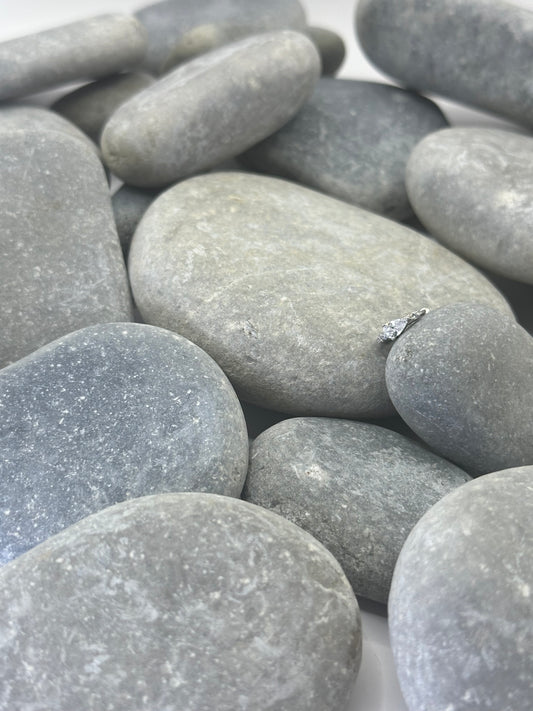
{"left": 0, "top": 323, "right": 248, "bottom": 565}
{"left": 101, "top": 31, "right": 320, "bottom": 187}
{"left": 0, "top": 129, "right": 132, "bottom": 367}
{"left": 356, "top": 0, "right": 533, "bottom": 129}
{"left": 406, "top": 127, "right": 533, "bottom": 284}
{"left": 389, "top": 467, "right": 533, "bottom": 711}
{"left": 244, "top": 417, "right": 469, "bottom": 603}
{"left": 385, "top": 303, "right": 533, "bottom": 475}
{"left": 0, "top": 493, "right": 361, "bottom": 711}
{"left": 129, "top": 171, "right": 511, "bottom": 418}
{"left": 240, "top": 78, "right": 448, "bottom": 221}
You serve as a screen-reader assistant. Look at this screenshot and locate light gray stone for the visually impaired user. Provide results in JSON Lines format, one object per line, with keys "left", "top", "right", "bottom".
{"left": 356, "top": 0, "right": 533, "bottom": 128}
{"left": 0, "top": 14, "right": 147, "bottom": 101}
{"left": 244, "top": 417, "right": 470, "bottom": 603}
{"left": 0, "top": 323, "right": 248, "bottom": 565}
{"left": 111, "top": 184, "right": 160, "bottom": 253}
{"left": 389, "top": 467, "right": 533, "bottom": 711}
{"left": 385, "top": 302, "right": 533, "bottom": 475}
{"left": 307, "top": 27, "right": 346, "bottom": 75}
{"left": 0, "top": 492, "right": 361, "bottom": 711}
{"left": 406, "top": 127, "right": 533, "bottom": 284}
{"left": 53, "top": 72, "right": 155, "bottom": 143}
{"left": 0, "top": 129, "right": 132, "bottom": 368}
{"left": 128, "top": 171, "right": 511, "bottom": 418}
{"left": 135, "top": 0, "right": 307, "bottom": 74}
{"left": 101, "top": 31, "right": 320, "bottom": 187}
{"left": 240, "top": 78, "right": 448, "bottom": 220}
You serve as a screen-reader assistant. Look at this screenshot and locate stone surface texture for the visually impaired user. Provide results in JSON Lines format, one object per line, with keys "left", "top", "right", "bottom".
{"left": 406, "top": 127, "right": 533, "bottom": 284}
{"left": 129, "top": 171, "right": 511, "bottom": 418}
{"left": 307, "top": 27, "right": 346, "bottom": 75}
{"left": 385, "top": 302, "right": 533, "bottom": 476}
{"left": 53, "top": 72, "right": 155, "bottom": 142}
{"left": 244, "top": 417, "right": 470, "bottom": 602}
{"left": 0, "top": 493, "right": 361, "bottom": 711}
{"left": 0, "top": 129, "right": 132, "bottom": 368}
{"left": 0, "top": 14, "right": 147, "bottom": 101}
{"left": 389, "top": 467, "right": 533, "bottom": 711}
{"left": 356, "top": 0, "right": 533, "bottom": 128}
{"left": 112, "top": 183, "right": 160, "bottom": 253}
{"left": 136, "top": 0, "right": 307, "bottom": 73}
{"left": 101, "top": 31, "right": 320, "bottom": 187}
{"left": 0, "top": 323, "right": 249, "bottom": 565}
{"left": 240, "top": 78, "right": 447, "bottom": 220}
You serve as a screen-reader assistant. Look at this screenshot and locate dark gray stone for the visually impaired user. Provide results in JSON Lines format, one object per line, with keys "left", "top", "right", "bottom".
{"left": 406, "top": 127, "right": 533, "bottom": 284}
{"left": 53, "top": 73, "right": 155, "bottom": 143}
{"left": 307, "top": 27, "right": 346, "bottom": 75}
{"left": 487, "top": 272, "right": 533, "bottom": 336}
{"left": 111, "top": 184, "right": 160, "bottom": 253}
{"left": 135, "top": 0, "right": 307, "bottom": 74}
{"left": 0, "top": 492, "right": 361, "bottom": 711}
{"left": 240, "top": 401, "right": 289, "bottom": 440}
{"left": 0, "top": 129, "right": 132, "bottom": 367}
{"left": 385, "top": 302, "right": 533, "bottom": 476}
{"left": 389, "top": 466, "right": 533, "bottom": 711}
{"left": 244, "top": 417, "right": 470, "bottom": 603}
{"left": 0, "top": 14, "right": 147, "bottom": 101}
{"left": 0, "top": 323, "right": 249, "bottom": 565}
{"left": 101, "top": 31, "right": 320, "bottom": 187}
{"left": 356, "top": 0, "right": 533, "bottom": 129}
{"left": 240, "top": 78, "right": 447, "bottom": 220}
{"left": 129, "top": 171, "right": 511, "bottom": 418}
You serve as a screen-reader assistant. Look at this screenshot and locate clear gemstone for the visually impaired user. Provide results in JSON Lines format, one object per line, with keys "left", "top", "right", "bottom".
{"left": 379, "top": 318, "right": 408, "bottom": 342}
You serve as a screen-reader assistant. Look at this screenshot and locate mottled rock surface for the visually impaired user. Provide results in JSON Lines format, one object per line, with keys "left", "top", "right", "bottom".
{"left": 0, "top": 323, "right": 248, "bottom": 564}
{"left": 0, "top": 493, "right": 361, "bottom": 711}
{"left": 0, "top": 14, "right": 146, "bottom": 101}
{"left": 0, "top": 129, "right": 132, "bottom": 367}
{"left": 244, "top": 417, "right": 470, "bottom": 602}
{"left": 129, "top": 171, "right": 511, "bottom": 418}
{"left": 386, "top": 303, "right": 533, "bottom": 475}
{"left": 406, "top": 127, "right": 533, "bottom": 284}
{"left": 356, "top": 0, "right": 533, "bottom": 128}
{"left": 307, "top": 27, "right": 345, "bottom": 75}
{"left": 111, "top": 183, "right": 159, "bottom": 253}
{"left": 241, "top": 78, "right": 447, "bottom": 220}
{"left": 101, "top": 31, "right": 320, "bottom": 187}
{"left": 389, "top": 467, "right": 533, "bottom": 711}
{"left": 136, "top": 0, "right": 307, "bottom": 73}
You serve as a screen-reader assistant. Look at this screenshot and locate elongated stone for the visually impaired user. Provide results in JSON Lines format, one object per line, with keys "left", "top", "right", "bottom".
{"left": 0, "top": 493, "right": 361, "bottom": 711}
{"left": 244, "top": 418, "right": 470, "bottom": 602}
{"left": 129, "top": 171, "right": 511, "bottom": 418}
{"left": 101, "top": 31, "right": 320, "bottom": 187}
{"left": 136, "top": 0, "right": 307, "bottom": 74}
{"left": 389, "top": 467, "right": 533, "bottom": 711}
{"left": 240, "top": 78, "right": 447, "bottom": 220}
{"left": 356, "top": 0, "right": 533, "bottom": 128}
{"left": 0, "top": 14, "right": 147, "bottom": 101}
{"left": 0, "top": 129, "right": 132, "bottom": 367}
{"left": 0, "top": 323, "right": 248, "bottom": 565}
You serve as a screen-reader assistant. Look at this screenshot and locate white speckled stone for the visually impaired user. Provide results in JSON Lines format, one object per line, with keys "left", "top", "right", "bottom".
{"left": 385, "top": 303, "right": 533, "bottom": 475}
{"left": 389, "top": 467, "right": 533, "bottom": 711}
{"left": 129, "top": 171, "right": 511, "bottom": 418}
{"left": 101, "top": 31, "right": 320, "bottom": 188}
{"left": 0, "top": 492, "right": 361, "bottom": 711}
{"left": 244, "top": 417, "right": 470, "bottom": 603}
{"left": 356, "top": 0, "right": 533, "bottom": 128}
{"left": 0, "top": 129, "right": 132, "bottom": 368}
{"left": 0, "top": 14, "right": 146, "bottom": 101}
{"left": 406, "top": 127, "right": 533, "bottom": 284}
{"left": 0, "top": 323, "right": 249, "bottom": 565}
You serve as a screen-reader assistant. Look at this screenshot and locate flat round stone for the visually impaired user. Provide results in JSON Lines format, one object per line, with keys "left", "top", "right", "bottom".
{"left": 406, "top": 127, "right": 533, "bottom": 284}
{"left": 244, "top": 417, "right": 470, "bottom": 602}
{"left": 385, "top": 302, "right": 533, "bottom": 475}
{"left": 0, "top": 323, "right": 249, "bottom": 564}
{"left": 0, "top": 493, "right": 361, "bottom": 711}
{"left": 129, "top": 171, "right": 511, "bottom": 418}
{"left": 389, "top": 467, "right": 533, "bottom": 711}
{"left": 240, "top": 78, "right": 447, "bottom": 220}
{"left": 101, "top": 31, "right": 320, "bottom": 187}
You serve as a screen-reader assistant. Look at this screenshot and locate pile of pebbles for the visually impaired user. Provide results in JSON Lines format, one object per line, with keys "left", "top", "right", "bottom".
{"left": 0, "top": 1, "right": 532, "bottom": 709}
